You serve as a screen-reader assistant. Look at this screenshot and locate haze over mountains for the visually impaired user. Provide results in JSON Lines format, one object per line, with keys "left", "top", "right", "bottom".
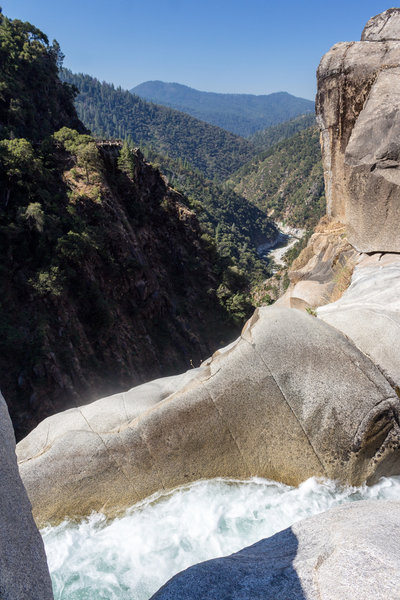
{"left": 131, "top": 81, "right": 315, "bottom": 137}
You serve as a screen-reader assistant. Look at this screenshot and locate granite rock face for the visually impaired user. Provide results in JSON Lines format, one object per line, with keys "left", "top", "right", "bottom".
{"left": 17, "top": 306, "right": 400, "bottom": 525}
{"left": 318, "top": 253, "right": 400, "bottom": 388}
{"left": 0, "top": 392, "right": 54, "bottom": 599}
{"left": 150, "top": 500, "right": 400, "bottom": 600}
{"left": 362, "top": 8, "right": 400, "bottom": 41}
{"left": 276, "top": 217, "right": 357, "bottom": 310}
{"left": 317, "top": 8, "right": 400, "bottom": 252}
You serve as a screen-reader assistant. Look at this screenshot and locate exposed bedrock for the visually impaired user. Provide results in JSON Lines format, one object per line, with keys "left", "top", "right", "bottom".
{"left": 318, "top": 253, "right": 400, "bottom": 388}
{"left": 316, "top": 8, "right": 400, "bottom": 252}
{"left": 276, "top": 217, "right": 358, "bottom": 310}
{"left": 17, "top": 307, "right": 400, "bottom": 525}
{"left": 0, "top": 392, "right": 54, "bottom": 599}
{"left": 150, "top": 499, "right": 400, "bottom": 600}
{"left": 278, "top": 222, "right": 400, "bottom": 390}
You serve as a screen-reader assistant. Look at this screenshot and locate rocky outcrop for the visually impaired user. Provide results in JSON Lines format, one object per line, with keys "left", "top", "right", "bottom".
{"left": 17, "top": 306, "right": 400, "bottom": 525}
{"left": 318, "top": 252, "right": 400, "bottom": 388}
{"left": 0, "top": 392, "right": 53, "bottom": 599}
{"left": 276, "top": 217, "right": 358, "bottom": 310}
{"left": 317, "top": 8, "right": 400, "bottom": 252}
{"left": 362, "top": 8, "right": 400, "bottom": 41}
{"left": 150, "top": 499, "right": 400, "bottom": 600}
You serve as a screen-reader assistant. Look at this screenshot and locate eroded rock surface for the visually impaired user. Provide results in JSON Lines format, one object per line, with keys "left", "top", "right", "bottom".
{"left": 362, "top": 8, "right": 400, "bottom": 41}
{"left": 0, "top": 392, "right": 53, "bottom": 599}
{"left": 317, "top": 8, "right": 400, "bottom": 252}
{"left": 17, "top": 307, "right": 400, "bottom": 525}
{"left": 318, "top": 253, "right": 400, "bottom": 388}
{"left": 276, "top": 217, "right": 357, "bottom": 310}
{"left": 150, "top": 500, "right": 400, "bottom": 600}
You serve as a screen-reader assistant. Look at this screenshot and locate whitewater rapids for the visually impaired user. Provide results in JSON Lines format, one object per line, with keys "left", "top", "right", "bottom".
{"left": 42, "top": 476, "right": 400, "bottom": 599}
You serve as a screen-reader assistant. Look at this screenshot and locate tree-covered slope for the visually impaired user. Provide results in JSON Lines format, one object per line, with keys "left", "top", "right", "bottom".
{"left": 143, "top": 147, "right": 277, "bottom": 284}
{"left": 249, "top": 113, "right": 316, "bottom": 151}
{"left": 60, "top": 70, "right": 255, "bottom": 181}
{"left": 0, "top": 10, "right": 83, "bottom": 141}
{"left": 1, "top": 129, "right": 246, "bottom": 439}
{"left": 130, "top": 81, "right": 315, "bottom": 137}
{"left": 228, "top": 126, "right": 325, "bottom": 229}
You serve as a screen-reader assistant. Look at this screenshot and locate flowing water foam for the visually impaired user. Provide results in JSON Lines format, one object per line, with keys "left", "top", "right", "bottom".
{"left": 42, "top": 475, "right": 400, "bottom": 599}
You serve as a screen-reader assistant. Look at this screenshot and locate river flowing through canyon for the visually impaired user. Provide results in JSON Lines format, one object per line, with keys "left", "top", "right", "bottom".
{"left": 258, "top": 224, "right": 305, "bottom": 270}
{"left": 42, "top": 475, "right": 400, "bottom": 600}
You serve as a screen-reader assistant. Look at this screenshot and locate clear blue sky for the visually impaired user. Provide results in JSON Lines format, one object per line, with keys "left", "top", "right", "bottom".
{"left": 2, "top": 0, "right": 394, "bottom": 100}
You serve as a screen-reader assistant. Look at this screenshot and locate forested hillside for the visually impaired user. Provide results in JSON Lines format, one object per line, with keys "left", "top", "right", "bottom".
{"left": 0, "top": 11, "right": 83, "bottom": 140}
{"left": 249, "top": 113, "right": 316, "bottom": 150}
{"left": 131, "top": 81, "right": 314, "bottom": 137}
{"left": 228, "top": 126, "right": 325, "bottom": 229}
{"left": 60, "top": 70, "right": 255, "bottom": 180}
{"left": 143, "top": 147, "right": 277, "bottom": 284}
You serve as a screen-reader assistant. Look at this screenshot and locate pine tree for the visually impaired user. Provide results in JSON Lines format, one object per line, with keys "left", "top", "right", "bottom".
{"left": 117, "top": 141, "right": 135, "bottom": 178}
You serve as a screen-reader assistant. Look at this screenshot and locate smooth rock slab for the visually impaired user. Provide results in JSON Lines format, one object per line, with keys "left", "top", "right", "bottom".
{"left": 17, "top": 307, "right": 400, "bottom": 525}
{"left": 0, "top": 392, "right": 54, "bottom": 599}
{"left": 318, "top": 253, "right": 400, "bottom": 388}
{"left": 150, "top": 500, "right": 400, "bottom": 600}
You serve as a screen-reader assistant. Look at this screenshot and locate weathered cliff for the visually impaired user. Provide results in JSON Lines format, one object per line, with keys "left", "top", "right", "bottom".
{"left": 317, "top": 7, "right": 400, "bottom": 252}
{"left": 280, "top": 9, "right": 400, "bottom": 391}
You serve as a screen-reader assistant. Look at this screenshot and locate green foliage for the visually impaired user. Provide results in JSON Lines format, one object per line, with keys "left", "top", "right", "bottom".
{"left": 21, "top": 202, "right": 44, "bottom": 232}
{"left": 29, "top": 266, "right": 63, "bottom": 297}
{"left": 56, "top": 230, "right": 97, "bottom": 263}
{"left": 282, "top": 230, "right": 313, "bottom": 266}
{"left": 0, "top": 12, "right": 82, "bottom": 140}
{"left": 59, "top": 69, "right": 255, "bottom": 181}
{"left": 228, "top": 126, "right": 325, "bottom": 229}
{"left": 54, "top": 127, "right": 101, "bottom": 182}
{"left": 0, "top": 138, "right": 37, "bottom": 176}
{"left": 0, "top": 138, "right": 38, "bottom": 203}
{"left": 224, "top": 292, "right": 254, "bottom": 322}
{"left": 143, "top": 146, "right": 277, "bottom": 288}
{"left": 118, "top": 141, "right": 135, "bottom": 178}
{"left": 249, "top": 113, "right": 316, "bottom": 150}
{"left": 0, "top": 137, "right": 46, "bottom": 208}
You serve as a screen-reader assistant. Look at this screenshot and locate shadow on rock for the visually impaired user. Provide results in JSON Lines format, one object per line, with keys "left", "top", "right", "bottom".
{"left": 150, "top": 527, "right": 304, "bottom": 600}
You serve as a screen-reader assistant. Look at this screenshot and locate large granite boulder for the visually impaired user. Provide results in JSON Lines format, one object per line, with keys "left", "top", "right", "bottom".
{"left": 318, "top": 253, "right": 400, "bottom": 388}
{"left": 317, "top": 8, "right": 400, "bottom": 252}
{"left": 0, "top": 392, "right": 54, "bottom": 599}
{"left": 150, "top": 499, "right": 400, "bottom": 600}
{"left": 17, "top": 307, "right": 400, "bottom": 525}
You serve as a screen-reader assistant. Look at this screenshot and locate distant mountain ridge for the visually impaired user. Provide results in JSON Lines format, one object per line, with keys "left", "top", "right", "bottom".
{"left": 130, "top": 81, "right": 315, "bottom": 137}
